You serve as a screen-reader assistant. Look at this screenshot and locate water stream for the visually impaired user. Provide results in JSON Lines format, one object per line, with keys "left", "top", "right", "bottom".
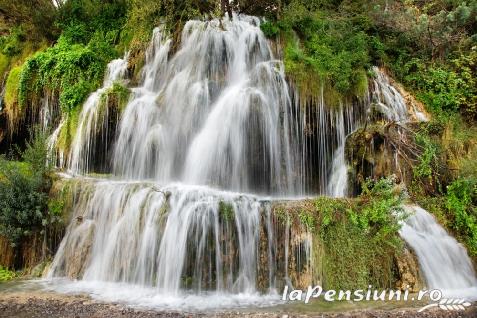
{"left": 400, "top": 206, "right": 477, "bottom": 300}
{"left": 41, "top": 14, "right": 477, "bottom": 311}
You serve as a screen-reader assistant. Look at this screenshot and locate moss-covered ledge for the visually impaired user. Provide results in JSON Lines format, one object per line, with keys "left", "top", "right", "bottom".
{"left": 271, "top": 178, "right": 423, "bottom": 292}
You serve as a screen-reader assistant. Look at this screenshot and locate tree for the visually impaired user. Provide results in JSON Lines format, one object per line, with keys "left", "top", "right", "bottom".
{"left": 0, "top": 0, "right": 58, "bottom": 41}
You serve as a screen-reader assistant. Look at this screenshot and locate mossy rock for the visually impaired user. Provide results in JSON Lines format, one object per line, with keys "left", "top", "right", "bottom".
{"left": 0, "top": 53, "right": 9, "bottom": 78}
{"left": 3, "top": 65, "right": 23, "bottom": 127}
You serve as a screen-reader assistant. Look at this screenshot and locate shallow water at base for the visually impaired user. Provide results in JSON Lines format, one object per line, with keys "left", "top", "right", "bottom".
{"left": 2, "top": 279, "right": 284, "bottom": 312}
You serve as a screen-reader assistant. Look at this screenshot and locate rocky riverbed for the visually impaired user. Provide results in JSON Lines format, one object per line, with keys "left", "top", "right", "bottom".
{"left": 0, "top": 291, "right": 476, "bottom": 318}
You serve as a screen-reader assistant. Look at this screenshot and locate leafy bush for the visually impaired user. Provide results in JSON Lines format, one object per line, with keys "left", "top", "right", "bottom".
{"left": 260, "top": 21, "right": 280, "bottom": 38}
{"left": 0, "top": 131, "right": 52, "bottom": 247}
{"left": 262, "top": 2, "right": 375, "bottom": 101}
{"left": 19, "top": 35, "right": 117, "bottom": 113}
{"left": 4, "top": 66, "right": 22, "bottom": 112}
{"left": 56, "top": 0, "right": 127, "bottom": 45}
{"left": 0, "top": 27, "right": 26, "bottom": 57}
{"left": 446, "top": 178, "right": 477, "bottom": 255}
{"left": 350, "top": 177, "right": 404, "bottom": 243}
{"left": 0, "top": 53, "right": 9, "bottom": 77}
{"left": 413, "top": 132, "right": 440, "bottom": 180}
{"left": 318, "top": 177, "right": 403, "bottom": 289}
{"left": 400, "top": 56, "right": 477, "bottom": 119}
{"left": 0, "top": 266, "right": 16, "bottom": 281}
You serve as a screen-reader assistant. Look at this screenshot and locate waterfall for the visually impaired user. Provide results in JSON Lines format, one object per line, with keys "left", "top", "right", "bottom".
{"left": 68, "top": 55, "right": 128, "bottom": 174}
{"left": 326, "top": 67, "right": 430, "bottom": 197}
{"left": 399, "top": 206, "right": 477, "bottom": 300}
{"left": 47, "top": 180, "right": 312, "bottom": 309}
{"left": 113, "top": 17, "right": 302, "bottom": 195}
{"left": 46, "top": 16, "right": 317, "bottom": 309}
{"left": 39, "top": 92, "right": 58, "bottom": 133}
{"left": 371, "top": 67, "right": 409, "bottom": 122}
{"left": 326, "top": 104, "right": 359, "bottom": 197}
{"left": 47, "top": 118, "right": 66, "bottom": 166}
{"left": 45, "top": 14, "right": 470, "bottom": 311}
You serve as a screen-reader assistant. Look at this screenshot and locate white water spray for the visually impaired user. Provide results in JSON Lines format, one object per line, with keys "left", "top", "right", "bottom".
{"left": 400, "top": 206, "right": 477, "bottom": 300}
{"left": 68, "top": 55, "right": 128, "bottom": 173}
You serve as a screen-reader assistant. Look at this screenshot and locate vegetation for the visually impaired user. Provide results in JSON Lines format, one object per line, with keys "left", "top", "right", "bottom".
{"left": 0, "top": 0, "right": 475, "bottom": 280}
{"left": 261, "top": 3, "right": 374, "bottom": 102}
{"left": 277, "top": 177, "right": 404, "bottom": 290}
{"left": 3, "top": 65, "right": 22, "bottom": 126}
{"left": 218, "top": 201, "right": 234, "bottom": 221}
{"left": 100, "top": 82, "right": 130, "bottom": 113}
{"left": 0, "top": 130, "right": 61, "bottom": 268}
{"left": 406, "top": 117, "right": 477, "bottom": 257}
{"left": 0, "top": 266, "right": 16, "bottom": 281}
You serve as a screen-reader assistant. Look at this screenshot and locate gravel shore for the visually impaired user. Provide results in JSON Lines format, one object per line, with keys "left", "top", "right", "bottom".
{"left": 0, "top": 291, "right": 475, "bottom": 318}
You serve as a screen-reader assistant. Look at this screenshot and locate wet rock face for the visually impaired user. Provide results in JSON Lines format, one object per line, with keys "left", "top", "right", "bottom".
{"left": 394, "top": 247, "right": 423, "bottom": 292}
{"left": 345, "top": 123, "right": 418, "bottom": 195}
{"left": 47, "top": 180, "right": 317, "bottom": 294}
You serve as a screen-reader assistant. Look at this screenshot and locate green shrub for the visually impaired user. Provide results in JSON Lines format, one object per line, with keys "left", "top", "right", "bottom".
{"left": 19, "top": 35, "right": 117, "bottom": 113}
{"left": 309, "top": 177, "right": 404, "bottom": 289}
{"left": 263, "top": 2, "right": 374, "bottom": 100}
{"left": 56, "top": 0, "right": 127, "bottom": 45}
{"left": 0, "top": 130, "right": 52, "bottom": 247}
{"left": 0, "top": 27, "right": 26, "bottom": 57}
{"left": 0, "top": 266, "right": 16, "bottom": 281}
{"left": 3, "top": 65, "right": 23, "bottom": 123}
{"left": 260, "top": 21, "right": 280, "bottom": 38}
{"left": 0, "top": 53, "right": 9, "bottom": 77}
{"left": 446, "top": 178, "right": 477, "bottom": 255}
{"left": 413, "top": 132, "right": 439, "bottom": 180}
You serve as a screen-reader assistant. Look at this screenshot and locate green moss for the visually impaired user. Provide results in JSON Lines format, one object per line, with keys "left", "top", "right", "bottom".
{"left": 267, "top": 5, "right": 373, "bottom": 102}
{"left": 274, "top": 206, "right": 290, "bottom": 225}
{"left": 0, "top": 266, "right": 16, "bottom": 281}
{"left": 57, "top": 108, "right": 80, "bottom": 155}
{"left": 100, "top": 81, "right": 131, "bottom": 113}
{"left": 298, "top": 209, "right": 315, "bottom": 230}
{"left": 352, "top": 69, "right": 369, "bottom": 98}
{"left": 314, "top": 196, "right": 347, "bottom": 229}
{"left": 4, "top": 66, "right": 22, "bottom": 107}
{"left": 0, "top": 53, "right": 9, "bottom": 78}
{"left": 321, "top": 220, "right": 398, "bottom": 290}
{"left": 19, "top": 35, "right": 118, "bottom": 113}
{"left": 218, "top": 201, "right": 234, "bottom": 222}
{"left": 3, "top": 65, "right": 23, "bottom": 126}
{"left": 276, "top": 177, "right": 404, "bottom": 290}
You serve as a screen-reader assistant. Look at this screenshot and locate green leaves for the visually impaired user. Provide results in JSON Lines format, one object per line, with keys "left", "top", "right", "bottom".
{"left": 264, "top": 2, "right": 375, "bottom": 99}
{"left": 446, "top": 178, "right": 477, "bottom": 255}
{"left": 414, "top": 132, "right": 439, "bottom": 179}
{"left": 0, "top": 266, "right": 16, "bottom": 281}
{"left": 0, "top": 131, "right": 52, "bottom": 247}
{"left": 18, "top": 34, "right": 118, "bottom": 114}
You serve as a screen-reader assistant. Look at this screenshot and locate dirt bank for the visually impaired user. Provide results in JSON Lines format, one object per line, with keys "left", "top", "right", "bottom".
{"left": 0, "top": 291, "right": 475, "bottom": 318}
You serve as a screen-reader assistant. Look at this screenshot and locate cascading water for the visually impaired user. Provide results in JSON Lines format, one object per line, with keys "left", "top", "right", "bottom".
{"left": 371, "top": 67, "right": 409, "bottom": 122}
{"left": 46, "top": 118, "right": 66, "bottom": 166}
{"left": 326, "top": 104, "right": 358, "bottom": 197}
{"left": 44, "top": 13, "right": 474, "bottom": 312}
{"left": 399, "top": 206, "right": 477, "bottom": 300}
{"left": 68, "top": 55, "right": 128, "bottom": 174}
{"left": 326, "top": 67, "right": 422, "bottom": 198}
{"left": 46, "top": 180, "right": 313, "bottom": 309}
{"left": 47, "top": 15, "right": 315, "bottom": 309}
{"left": 113, "top": 17, "right": 302, "bottom": 195}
